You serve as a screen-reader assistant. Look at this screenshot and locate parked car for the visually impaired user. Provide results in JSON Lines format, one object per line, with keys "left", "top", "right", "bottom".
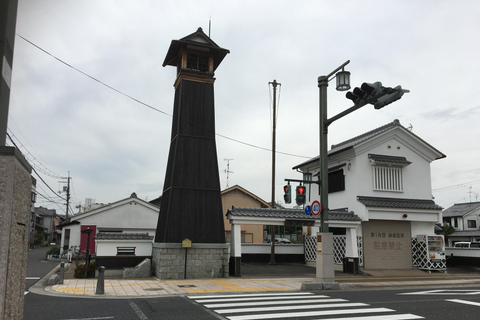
{"left": 453, "top": 242, "right": 480, "bottom": 248}
{"left": 274, "top": 238, "right": 292, "bottom": 244}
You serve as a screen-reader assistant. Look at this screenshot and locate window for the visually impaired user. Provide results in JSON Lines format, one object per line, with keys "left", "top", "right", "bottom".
{"left": 369, "top": 154, "right": 410, "bottom": 193}
{"left": 328, "top": 169, "right": 345, "bottom": 193}
{"left": 117, "top": 247, "right": 135, "bottom": 256}
{"left": 372, "top": 166, "right": 403, "bottom": 192}
{"left": 186, "top": 53, "right": 209, "bottom": 72}
{"left": 468, "top": 220, "right": 477, "bottom": 228}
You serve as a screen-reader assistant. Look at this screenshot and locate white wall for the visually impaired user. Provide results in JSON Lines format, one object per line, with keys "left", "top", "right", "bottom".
{"left": 95, "top": 240, "right": 153, "bottom": 256}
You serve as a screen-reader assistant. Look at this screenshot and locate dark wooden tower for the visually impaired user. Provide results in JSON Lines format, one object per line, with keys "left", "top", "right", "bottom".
{"left": 155, "top": 28, "right": 229, "bottom": 244}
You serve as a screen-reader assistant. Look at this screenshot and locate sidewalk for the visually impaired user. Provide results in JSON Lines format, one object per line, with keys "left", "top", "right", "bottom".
{"left": 33, "top": 262, "right": 480, "bottom": 298}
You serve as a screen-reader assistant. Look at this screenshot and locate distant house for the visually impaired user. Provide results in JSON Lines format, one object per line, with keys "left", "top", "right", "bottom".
{"left": 442, "top": 202, "right": 480, "bottom": 246}
{"left": 34, "top": 207, "right": 60, "bottom": 244}
{"left": 221, "top": 185, "right": 270, "bottom": 244}
{"left": 294, "top": 119, "right": 445, "bottom": 269}
{"left": 59, "top": 192, "right": 159, "bottom": 259}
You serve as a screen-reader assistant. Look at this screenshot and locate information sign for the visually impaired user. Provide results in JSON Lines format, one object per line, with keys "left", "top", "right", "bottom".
{"left": 304, "top": 205, "right": 311, "bottom": 216}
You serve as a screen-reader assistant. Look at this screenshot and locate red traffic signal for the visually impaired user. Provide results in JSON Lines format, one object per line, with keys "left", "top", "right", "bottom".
{"left": 296, "top": 185, "right": 306, "bottom": 205}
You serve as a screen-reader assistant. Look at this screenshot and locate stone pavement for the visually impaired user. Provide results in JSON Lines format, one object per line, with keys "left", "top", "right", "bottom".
{"left": 30, "top": 262, "right": 480, "bottom": 298}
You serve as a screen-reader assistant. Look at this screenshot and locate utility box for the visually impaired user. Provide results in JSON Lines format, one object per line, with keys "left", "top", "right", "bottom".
{"left": 343, "top": 257, "right": 359, "bottom": 274}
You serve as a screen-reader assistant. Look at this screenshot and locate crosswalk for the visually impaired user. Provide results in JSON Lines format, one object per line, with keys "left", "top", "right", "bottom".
{"left": 188, "top": 292, "right": 424, "bottom": 320}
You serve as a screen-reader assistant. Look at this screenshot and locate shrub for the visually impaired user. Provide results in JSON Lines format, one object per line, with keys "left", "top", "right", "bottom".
{"left": 45, "top": 246, "right": 60, "bottom": 258}
{"left": 74, "top": 260, "right": 96, "bottom": 278}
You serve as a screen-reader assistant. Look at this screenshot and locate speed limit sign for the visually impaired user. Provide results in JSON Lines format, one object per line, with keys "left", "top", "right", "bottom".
{"left": 311, "top": 201, "right": 321, "bottom": 216}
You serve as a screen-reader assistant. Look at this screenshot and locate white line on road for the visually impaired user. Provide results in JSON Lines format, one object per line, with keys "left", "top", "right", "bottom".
{"left": 60, "top": 317, "right": 114, "bottom": 320}
{"left": 25, "top": 277, "right": 41, "bottom": 280}
{"left": 205, "top": 298, "right": 346, "bottom": 308}
{"left": 308, "top": 315, "right": 424, "bottom": 320}
{"left": 446, "top": 299, "right": 480, "bottom": 307}
{"left": 216, "top": 302, "right": 368, "bottom": 314}
{"left": 226, "top": 307, "right": 395, "bottom": 320}
{"left": 128, "top": 301, "right": 149, "bottom": 320}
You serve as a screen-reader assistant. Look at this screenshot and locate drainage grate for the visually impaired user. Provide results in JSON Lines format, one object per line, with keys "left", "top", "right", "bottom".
{"left": 177, "top": 285, "right": 196, "bottom": 288}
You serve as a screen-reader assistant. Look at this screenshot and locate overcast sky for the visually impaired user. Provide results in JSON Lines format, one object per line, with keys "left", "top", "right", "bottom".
{"left": 7, "top": 0, "right": 480, "bottom": 215}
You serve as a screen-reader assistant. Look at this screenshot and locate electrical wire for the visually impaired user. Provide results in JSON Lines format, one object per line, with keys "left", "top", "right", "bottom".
{"left": 6, "top": 132, "right": 67, "bottom": 202}
{"left": 16, "top": 34, "right": 312, "bottom": 160}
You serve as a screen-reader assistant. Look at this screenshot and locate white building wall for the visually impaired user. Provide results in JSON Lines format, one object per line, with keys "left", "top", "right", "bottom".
{"left": 95, "top": 240, "right": 153, "bottom": 256}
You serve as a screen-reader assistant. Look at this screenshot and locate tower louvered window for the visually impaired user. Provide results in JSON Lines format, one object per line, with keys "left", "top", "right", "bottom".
{"left": 372, "top": 166, "right": 403, "bottom": 192}
{"left": 369, "top": 154, "right": 410, "bottom": 193}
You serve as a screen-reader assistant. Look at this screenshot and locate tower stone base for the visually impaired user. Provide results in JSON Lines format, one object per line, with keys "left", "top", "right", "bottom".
{"left": 152, "top": 243, "right": 229, "bottom": 279}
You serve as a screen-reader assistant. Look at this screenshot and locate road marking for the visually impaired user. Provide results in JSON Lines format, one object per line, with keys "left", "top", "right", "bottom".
{"left": 128, "top": 301, "right": 149, "bottom": 320}
{"left": 204, "top": 297, "right": 346, "bottom": 308}
{"left": 26, "top": 277, "right": 41, "bottom": 280}
{"left": 216, "top": 302, "right": 368, "bottom": 314}
{"left": 192, "top": 293, "right": 319, "bottom": 303}
{"left": 400, "top": 289, "right": 480, "bottom": 295}
{"left": 446, "top": 299, "right": 480, "bottom": 307}
{"left": 190, "top": 293, "right": 424, "bottom": 320}
{"left": 24, "top": 292, "right": 28, "bottom": 295}
{"left": 225, "top": 308, "right": 397, "bottom": 320}
{"left": 60, "top": 317, "right": 114, "bottom": 320}
{"left": 315, "top": 316, "right": 423, "bottom": 320}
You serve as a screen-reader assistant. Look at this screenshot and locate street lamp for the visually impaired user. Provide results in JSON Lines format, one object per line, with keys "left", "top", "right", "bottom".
{"left": 316, "top": 60, "right": 409, "bottom": 285}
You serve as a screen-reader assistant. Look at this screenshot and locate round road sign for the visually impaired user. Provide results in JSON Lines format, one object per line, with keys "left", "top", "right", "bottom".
{"left": 311, "top": 201, "right": 321, "bottom": 216}
{"left": 304, "top": 205, "right": 311, "bottom": 216}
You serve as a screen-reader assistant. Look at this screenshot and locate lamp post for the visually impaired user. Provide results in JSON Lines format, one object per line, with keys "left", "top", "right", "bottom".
{"left": 315, "top": 61, "right": 409, "bottom": 285}
{"left": 318, "top": 60, "right": 351, "bottom": 233}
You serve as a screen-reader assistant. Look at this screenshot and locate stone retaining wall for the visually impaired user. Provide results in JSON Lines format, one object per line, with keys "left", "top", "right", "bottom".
{"left": 152, "top": 243, "right": 229, "bottom": 279}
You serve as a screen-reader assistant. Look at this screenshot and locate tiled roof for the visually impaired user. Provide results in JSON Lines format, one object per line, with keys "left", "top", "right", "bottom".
{"left": 357, "top": 196, "right": 443, "bottom": 210}
{"left": 94, "top": 232, "right": 154, "bottom": 240}
{"left": 449, "top": 230, "right": 480, "bottom": 237}
{"left": 442, "top": 202, "right": 480, "bottom": 218}
{"left": 368, "top": 154, "right": 411, "bottom": 165}
{"left": 293, "top": 119, "right": 445, "bottom": 169}
{"left": 226, "top": 206, "right": 362, "bottom": 222}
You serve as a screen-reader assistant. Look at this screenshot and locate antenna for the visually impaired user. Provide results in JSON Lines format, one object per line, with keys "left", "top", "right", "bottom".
{"left": 224, "top": 158, "right": 234, "bottom": 188}
{"left": 209, "top": 16, "right": 211, "bottom": 37}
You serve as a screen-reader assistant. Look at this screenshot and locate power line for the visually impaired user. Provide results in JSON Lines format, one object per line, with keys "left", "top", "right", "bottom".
{"left": 432, "top": 178, "right": 480, "bottom": 192}
{"left": 6, "top": 132, "right": 66, "bottom": 202}
{"left": 16, "top": 34, "right": 313, "bottom": 160}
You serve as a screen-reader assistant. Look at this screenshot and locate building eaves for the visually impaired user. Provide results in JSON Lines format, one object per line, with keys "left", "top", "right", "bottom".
{"left": 94, "top": 232, "right": 154, "bottom": 240}
{"left": 449, "top": 230, "right": 480, "bottom": 237}
{"left": 442, "top": 202, "right": 480, "bottom": 218}
{"left": 368, "top": 154, "right": 411, "bottom": 165}
{"left": 221, "top": 185, "right": 271, "bottom": 208}
{"left": 293, "top": 119, "right": 446, "bottom": 170}
{"left": 357, "top": 196, "right": 443, "bottom": 210}
{"left": 226, "top": 206, "right": 361, "bottom": 222}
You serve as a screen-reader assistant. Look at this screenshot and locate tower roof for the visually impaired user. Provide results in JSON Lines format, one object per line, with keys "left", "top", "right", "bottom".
{"left": 162, "top": 27, "right": 230, "bottom": 72}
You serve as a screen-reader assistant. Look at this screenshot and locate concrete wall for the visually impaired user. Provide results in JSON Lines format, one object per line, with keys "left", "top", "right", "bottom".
{"left": 96, "top": 240, "right": 153, "bottom": 256}
{"left": 0, "top": 147, "right": 32, "bottom": 320}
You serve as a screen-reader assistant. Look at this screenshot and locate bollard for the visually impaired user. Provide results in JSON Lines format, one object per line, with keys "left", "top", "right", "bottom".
{"left": 96, "top": 266, "right": 105, "bottom": 295}
{"left": 59, "top": 262, "right": 65, "bottom": 284}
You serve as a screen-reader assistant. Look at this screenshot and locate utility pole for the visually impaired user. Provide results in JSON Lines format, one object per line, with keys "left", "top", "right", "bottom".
{"left": 224, "top": 158, "right": 234, "bottom": 188}
{"left": 59, "top": 172, "right": 71, "bottom": 220}
{"left": 269, "top": 79, "right": 280, "bottom": 265}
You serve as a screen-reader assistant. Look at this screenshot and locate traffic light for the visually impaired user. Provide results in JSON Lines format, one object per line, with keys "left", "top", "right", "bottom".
{"left": 346, "top": 82, "right": 384, "bottom": 107}
{"left": 346, "top": 82, "right": 409, "bottom": 110}
{"left": 283, "top": 184, "right": 292, "bottom": 204}
{"left": 295, "top": 185, "right": 306, "bottom": 206}
{"left": 373, "top": 85, "right": 410, "bottom": 109}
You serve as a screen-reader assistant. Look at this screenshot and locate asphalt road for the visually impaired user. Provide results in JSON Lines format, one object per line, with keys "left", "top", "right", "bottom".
{"left": 25, "top": 246, "right": 60, "bottom": 291}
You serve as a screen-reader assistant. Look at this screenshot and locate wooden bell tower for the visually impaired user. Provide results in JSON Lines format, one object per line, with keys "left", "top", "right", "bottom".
{"left": 155, "top": 28, "right": 229, "bottom": 245}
